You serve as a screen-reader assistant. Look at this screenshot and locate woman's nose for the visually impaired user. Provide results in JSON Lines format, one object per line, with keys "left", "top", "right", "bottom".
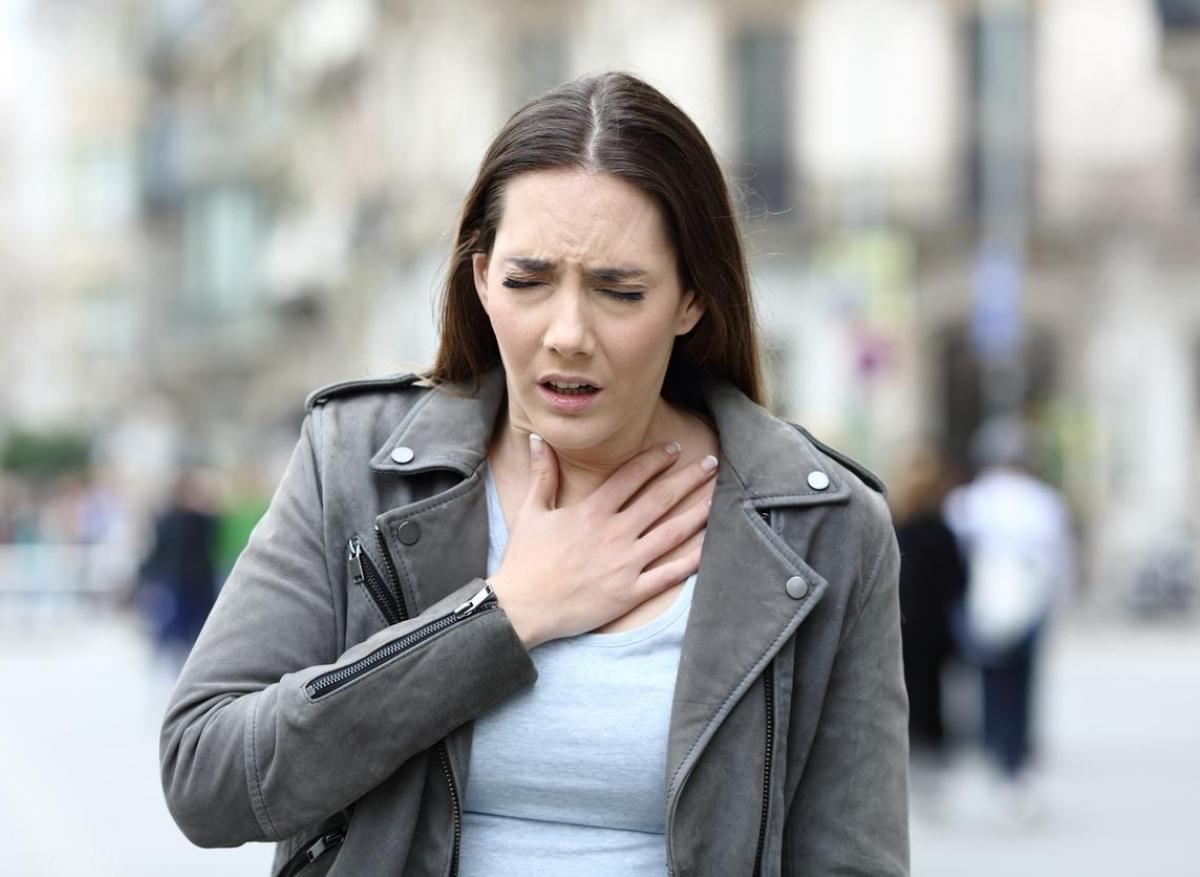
{"left": 542, "top": 289, "right": 594, "bottom": 357}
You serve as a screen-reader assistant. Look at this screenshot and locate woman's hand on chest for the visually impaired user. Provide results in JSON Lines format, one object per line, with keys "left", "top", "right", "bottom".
{"left": 488, "top": 436, "right": 717, "bottom": 648}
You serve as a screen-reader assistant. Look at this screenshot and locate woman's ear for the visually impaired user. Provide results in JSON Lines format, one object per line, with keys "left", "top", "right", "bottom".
{"left": 675, "top": 289, "right": 706, "bottom": 336}
{"left": 472, "top": 252, "right": 490, "bottom": 309}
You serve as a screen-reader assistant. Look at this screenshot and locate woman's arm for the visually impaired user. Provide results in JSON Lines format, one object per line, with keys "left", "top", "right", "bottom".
{"left": 783, "top": 512, "right": 910, "bottom": 875}
{"left": 159, "top": 410, "right": 537, "bottom": 848}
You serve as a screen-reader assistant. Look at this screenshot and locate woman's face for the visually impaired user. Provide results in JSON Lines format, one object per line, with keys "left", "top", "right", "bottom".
{"left": 473, "top": 169, "right": 704, "bottom": 454}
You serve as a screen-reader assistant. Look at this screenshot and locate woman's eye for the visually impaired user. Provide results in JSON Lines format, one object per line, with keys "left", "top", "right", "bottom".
{"left": 501, "top": 277, "right": 644, "bottom": 302}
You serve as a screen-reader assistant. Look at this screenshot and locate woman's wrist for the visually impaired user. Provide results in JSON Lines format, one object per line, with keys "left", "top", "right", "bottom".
{"left": 487, "top": 572, "right": 544, "bottom": 650}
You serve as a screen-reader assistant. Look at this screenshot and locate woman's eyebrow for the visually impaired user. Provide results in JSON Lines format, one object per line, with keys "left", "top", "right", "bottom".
{"left": 590, "top": 265, "right": 647, "bottom": 283}
{"left": 504, "top": 256, "right": 647, "bottom": 282}
{"left": 504, "top": 257, "right": 556, "bottom": 273}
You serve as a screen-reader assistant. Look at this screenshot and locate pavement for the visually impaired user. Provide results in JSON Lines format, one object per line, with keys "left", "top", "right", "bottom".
{"left": 0, "top": 605, "right": 273, "bottom": 876}
{"left": 910, "top": 613, "right": 1200, "bottom": 877}
{"left": 0, "top": 603, "right": 1197, "bottom": 875}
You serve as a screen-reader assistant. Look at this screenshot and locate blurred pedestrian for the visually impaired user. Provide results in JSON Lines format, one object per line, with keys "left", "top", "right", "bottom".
{"left": 944, "top": 417, "right": 1074, "bottom": 821}
{"left": 891, "top": 446, "right": 967, "bottom": 762}
{"left": 135, "top": 471, "right": 218, "bottom": 673}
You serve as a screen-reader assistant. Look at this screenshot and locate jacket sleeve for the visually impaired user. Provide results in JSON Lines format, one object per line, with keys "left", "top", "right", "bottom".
{"left": 784, "top": 510, "right": 910, "bottom": 875}
{"left": 159, "top": 410, "right": 538, "bottom": 848}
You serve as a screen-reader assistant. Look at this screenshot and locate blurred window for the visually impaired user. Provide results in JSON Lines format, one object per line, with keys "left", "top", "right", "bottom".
{"left": 965, "top": 12, "right": 985, "bottom": 219}
{"left": 1157, "top": 0, "right": 1200, "bottom": 29}
{"left": 75, "top": 140, "right": 136, "bottom": 230}
{"left": 734, "top": 27, "right": 795, "bottom": 219}
{"left": 939, "top": 321, "right": 1055, "bottom": 468}
{"left": 510, "top": 31, "right": 566, "bottom": 107}
{"left": 141, "top": 107, "right": 183, "bottom": 211}
{"left": 81, "top": 286, "right": 137, "bottom": 357}
{"left": 182, "top": 185, "right": 265, "bottom": 317}
{"left": 963, "top": 9, "right": 1033, "bottom": 223}
{"left": 151, "top": 0, "right": 209, "bottom": 42}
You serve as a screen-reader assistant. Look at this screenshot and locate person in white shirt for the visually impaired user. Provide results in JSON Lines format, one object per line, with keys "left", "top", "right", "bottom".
{"left": 943, "top": 417, "right": 1075, "bottom": 813}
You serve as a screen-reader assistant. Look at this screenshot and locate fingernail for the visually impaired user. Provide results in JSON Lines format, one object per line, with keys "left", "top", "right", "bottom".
{"left": 529, "top": 433, "right": 543, "bottom": 457}
{"left": 699, "top": 528, "right": 706, "bottom": 546}
{"left": 701, "top": 455, "right": 718, "bottom": 471}
{"left": 665, "top": 441, "right": 682, "bottom": 455}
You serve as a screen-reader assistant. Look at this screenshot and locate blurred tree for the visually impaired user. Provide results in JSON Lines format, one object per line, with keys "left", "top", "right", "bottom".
{"left": 0, "top": 430, "right": 92, "bottom": 480}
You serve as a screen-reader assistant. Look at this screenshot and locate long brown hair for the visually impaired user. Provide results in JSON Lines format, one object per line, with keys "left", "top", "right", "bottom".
{"left": 425, "top": 71, "right": 765, "bottom": 410}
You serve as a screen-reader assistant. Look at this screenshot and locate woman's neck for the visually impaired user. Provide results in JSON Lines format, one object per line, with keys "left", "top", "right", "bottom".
{"left": 487, "top": 396, "right": 705, "bottom": 509}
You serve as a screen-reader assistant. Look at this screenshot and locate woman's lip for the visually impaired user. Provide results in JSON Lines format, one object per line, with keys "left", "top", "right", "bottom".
{"left": 537, "top": 382, "right": 603, "bottom": 413}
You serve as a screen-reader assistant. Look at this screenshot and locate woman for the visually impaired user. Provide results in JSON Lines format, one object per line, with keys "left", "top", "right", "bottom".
{"left": 891, "top": 446, "right": 966, "bottom": 758}
{"left": 890, "top": 445, "right": 967, "bottom": 815}
{"left": 161, "top": 72, "right": 908, "bottom": 876}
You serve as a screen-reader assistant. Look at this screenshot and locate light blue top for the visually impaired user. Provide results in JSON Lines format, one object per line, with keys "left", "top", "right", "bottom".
{"left": 457, "top": 460, "right": 696, "bottom": 876}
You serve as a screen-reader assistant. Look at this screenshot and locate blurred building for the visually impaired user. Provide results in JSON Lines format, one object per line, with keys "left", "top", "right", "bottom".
{"left": 0, "top": 1, "right": 170, "bottom": 504}
{"left": 0, "top": 3, "right": 146, "bottom": 423}
{"left": 2, "top": 0, "right": 1199, "bottom": 603}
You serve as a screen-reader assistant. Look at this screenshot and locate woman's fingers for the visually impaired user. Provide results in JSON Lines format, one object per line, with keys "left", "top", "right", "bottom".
{"left": 635, "top": 489, "right": 710, "bottom": 569}
{"left": 591, "top": 441, "right": 684, "bottom": 513}
{"left": 521, "top": 433, "right": 560, "bottom": 511}
{"left": 623, "top": 454, "right": 718, "bottom": 538}
{"left": 634, "top": 531, "right": 705, "bottom": 601}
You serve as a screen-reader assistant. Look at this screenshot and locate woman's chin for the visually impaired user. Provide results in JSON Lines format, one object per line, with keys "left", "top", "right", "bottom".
{"left": 533, "top": 428, "right": 600, "bottom": 452}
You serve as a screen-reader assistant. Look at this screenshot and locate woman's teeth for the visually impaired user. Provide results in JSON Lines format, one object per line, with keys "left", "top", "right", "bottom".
{"left": 546, "top": 382, "right": 597, "bottom": 395}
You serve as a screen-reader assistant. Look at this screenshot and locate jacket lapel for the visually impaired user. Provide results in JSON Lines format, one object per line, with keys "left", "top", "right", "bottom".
{"left": 375, "top": 472, "right": 491, "bottom": 616}
{"left": 663, "top": 377, "right": 851, "bottom": 806}
{"left": 367, "top": 368, "right": 507, "bottom": 615}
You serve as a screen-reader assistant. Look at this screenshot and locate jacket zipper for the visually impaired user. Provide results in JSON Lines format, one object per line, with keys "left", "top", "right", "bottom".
{"left": 753, "top": 506, "right": 775, "bottom": 875}
{"left": 338, "top": 526, "right": 478, "bottom": 875}
{"left": 305, "top": 594, "right": 495, "bottom": 699}
{"left": 373, "top": 526, "right": 409, "bottom": 621}
{"left": 665, "top": 659, "right": 777, "bottom": 877}
{"left": 276, "top": 824, "right": 347, "bottom": 877}
{"left": 348, "top": 533, "right": 404, "bottom": 624}
{"left": 439, "top": 744, "right": 463, "bottom": 876}
{"left": 666, "top": 508, "right": 778, "bottom": 877}
{"left": 752, "top": 660, "right": 775, "bottom": 875}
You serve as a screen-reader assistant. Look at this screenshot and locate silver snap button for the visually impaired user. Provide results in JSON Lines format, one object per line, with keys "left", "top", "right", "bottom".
{"left": 391, "top": 446, "right": 415, "bottom": 464}
{"left": 397, "top": 521, "right": 421, "bottom": 545}
{"left": 807, "top": 471, "right": 830, "bottom": 491}
{"left": 786, "top": 575, "right": 810, "bottom": 600}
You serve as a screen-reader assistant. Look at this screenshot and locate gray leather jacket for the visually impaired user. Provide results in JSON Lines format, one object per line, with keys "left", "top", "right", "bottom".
{"left": 160, "top": 365, "right": 909, "bottom": 876}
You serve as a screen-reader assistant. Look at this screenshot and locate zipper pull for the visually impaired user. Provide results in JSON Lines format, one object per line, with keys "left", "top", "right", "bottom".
{"left": 303, "top": 827, "right": 346, "bottom": 863}
{"left": 347, "top": 536, "right": 366, "bottom": 586}
{"left": 454, "top": 581, "right": 495, "bottom": 618}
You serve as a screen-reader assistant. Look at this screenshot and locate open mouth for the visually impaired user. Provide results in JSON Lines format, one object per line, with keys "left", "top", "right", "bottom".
{"left": 540, "top": 381, "right": 601, "bottom": 396}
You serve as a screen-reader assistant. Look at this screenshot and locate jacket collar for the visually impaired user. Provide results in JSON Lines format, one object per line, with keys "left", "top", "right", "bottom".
{"left": 369, "top": 363, "right": 850, "bottom": 507}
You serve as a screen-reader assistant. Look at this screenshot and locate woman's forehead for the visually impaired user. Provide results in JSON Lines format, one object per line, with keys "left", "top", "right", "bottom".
{"left": 494, "top": 169, "right": 673, "bottom": 269}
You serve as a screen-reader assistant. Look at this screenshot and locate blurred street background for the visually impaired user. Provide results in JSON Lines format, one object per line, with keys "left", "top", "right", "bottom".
{"left": 2, "top": 0, "right": 1199, "bottom": 874}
